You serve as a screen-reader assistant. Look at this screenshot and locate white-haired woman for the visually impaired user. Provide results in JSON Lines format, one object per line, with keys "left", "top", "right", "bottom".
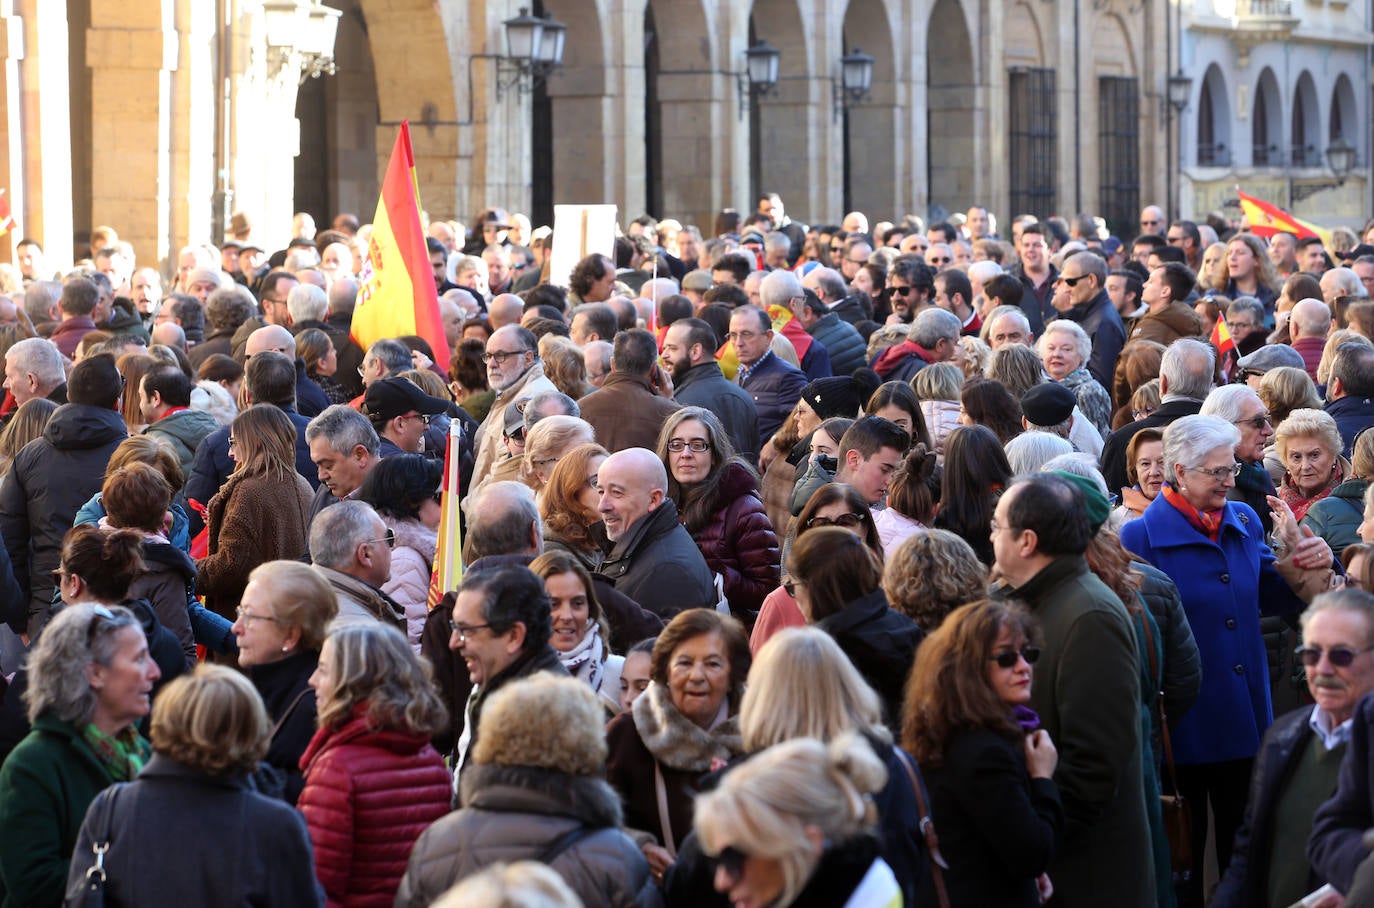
{"left": 1275, "top": 408, "right": 1350, "bottom": 522}
{"left": 693, "top": 733, "right": 901, "bottom": 907}
{"left": 1037, "top": 319, "right": 1112, "bottom": 438}
{"left": 1200, "top": 384, "right": 1278, "bottom": 531}
{"left": 0, "top": 603, "right": 160, "bottom": 906}
{"left": 1119, "top": 414, "right": 1334, "bottom": 906}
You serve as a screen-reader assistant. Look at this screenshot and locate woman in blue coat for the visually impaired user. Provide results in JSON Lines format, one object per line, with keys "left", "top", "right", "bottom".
{"left": 1119, "top": 414, "right": 1334, "bottom": 906}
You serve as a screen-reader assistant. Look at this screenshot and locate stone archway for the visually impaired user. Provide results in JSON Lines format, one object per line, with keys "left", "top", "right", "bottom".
{"left": 842, "top": 0, "right": 897, "bottom": 221}
{"left": 926, "top": 0, "right": 975, "bottom": 219}
{"left": 749, "top": 0, "right": 813, "bottom": 221}
{"left": 541, "top": 0, "right": 613, "bottom": 222}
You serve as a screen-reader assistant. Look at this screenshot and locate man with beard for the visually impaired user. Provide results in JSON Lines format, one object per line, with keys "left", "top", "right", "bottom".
{"left": 471, "top": 325, "right": 558, "bottom": 486}
{"left": 662, "top": 317, "right": 759, "bottom": 464}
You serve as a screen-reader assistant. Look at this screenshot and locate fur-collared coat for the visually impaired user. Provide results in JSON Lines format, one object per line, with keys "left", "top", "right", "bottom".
{"left": 604, "top": 681, "right": 743, "bottom": 853}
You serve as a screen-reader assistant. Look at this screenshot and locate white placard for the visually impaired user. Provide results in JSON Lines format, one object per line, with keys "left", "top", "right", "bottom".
{"left": 548, "top": 204, "right": 618, "bottom": 289}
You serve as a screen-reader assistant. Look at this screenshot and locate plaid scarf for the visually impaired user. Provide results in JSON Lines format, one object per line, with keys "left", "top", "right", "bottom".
{"left": 81, "top": 723, "right": 151, "bottom": 782}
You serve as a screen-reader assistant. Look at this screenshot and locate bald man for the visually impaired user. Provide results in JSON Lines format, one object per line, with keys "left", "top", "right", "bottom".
{"left": 487, "top": 294, "right": 524, "bottom": 330}
{"left": 596, "top": 448, "right": 715, "bottom": 617}
{"left": 1289, "top": 298, "right": 1334, "bottom": 383}
{"left": 151, "top": 322, "right": 186, "bottom": 351}
{"left": 248, "top": 324, "right": 329, "bottom": 417}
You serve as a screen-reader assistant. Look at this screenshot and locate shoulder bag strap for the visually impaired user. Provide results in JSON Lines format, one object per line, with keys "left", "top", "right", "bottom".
{"left": 537, "top": 824, "right": 599, "bottom": 864}
{"left": 271, "top": 687, "right": 311, "bottom": 741}
{"left": 896, "top": 747, "right": 950, "bottom": 908}
{"left": 1135, "top": 601, "right": 1182, "bottom": 794}
{"left": 653, "top": 760, "right": 678, "bottom": 858}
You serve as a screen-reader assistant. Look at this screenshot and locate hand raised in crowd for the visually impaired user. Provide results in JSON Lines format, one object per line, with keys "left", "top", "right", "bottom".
{"left": 1268, "top": 494, "right": 1334, "bottom": 570}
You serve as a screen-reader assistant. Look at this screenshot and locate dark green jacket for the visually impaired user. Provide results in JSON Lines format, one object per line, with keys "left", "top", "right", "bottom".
{"left": 1301, "top": 478, "right": 1369, "bottom": 559}
{"left": 0, "top": 714, "right": 121, "bottom": 908}
{"left": 1000, "top": 556, "right": 1155, "bottom": 908}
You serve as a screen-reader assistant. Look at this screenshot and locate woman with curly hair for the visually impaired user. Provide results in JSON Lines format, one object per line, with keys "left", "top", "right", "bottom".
{"left": 540, "top": 442, "right": 611, "bottom": 572}
{"left": 882, "top": 529, "right": 988, "bottom": 631}
{"left": 1212, "top": 233, "right": 1280, "bottom": 310}
{"left": 657, "top": 407, "right": 779, "bottom": 618}
{"left": 298, "top": 622, "right": 451, "bottom": 906}
{"left": 903, "top": 599, "right": 1061, "bottom": 906}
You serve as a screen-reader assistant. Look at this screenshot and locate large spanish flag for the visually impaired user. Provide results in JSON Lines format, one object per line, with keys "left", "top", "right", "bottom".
{"left": 351, "top": 122, "right": 451, "bottom": 365}
{"left": 428, "top": 417, "right": 464, "bottom": 608}
{"left": 1236, "top": 187, "right": 1332, "bottom": 248}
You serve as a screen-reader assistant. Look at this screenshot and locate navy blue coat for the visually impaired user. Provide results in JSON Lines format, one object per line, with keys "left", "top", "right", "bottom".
{"left": 797, "top": 338, "right": 832, "bottom": 382}
{"left": 738, "top": 352, "right": 808, "bottom": 446}
{"left": 1119, "top": 494, "right": 1305, "bottom": 765}
{"left": 1058, "top": 289, "right": 1126, "bottom": 392}
{"left": 1325, "top": 395, "right": 1374, "bottom": 459}
{"left": 808, "top": 312, "right": 868, "bottom": 376}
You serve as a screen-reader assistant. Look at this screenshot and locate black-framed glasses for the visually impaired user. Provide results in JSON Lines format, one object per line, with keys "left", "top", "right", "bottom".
{"left": 928, "top": 256, "right": 952, "bottom": 265}
{"left": 1295, "top": 644, "right": 1374, "bottom": 668}
{"left": 1232, "top": 414, "right": 1271, "bottom": 430}
{"left": 367, "top": 528, "right": 396, "bottom": 549}
{"left": 714, "top": 846, "right": 747, "bottom": 882}
{"left": 1187, "top": 462, "right": 1242, "bottom": 481}
{"left": 782, "top": 578, "right": 805, "bottom": 598}
{"left": 482, "top": 349, "right": 529, "bottom": 364}
{"left": 666, "top": 439, "right": 710, "bottom": 453}
{"left": 888, "top": 285, "right": 916, "bottom": 296}
{"left": 449, "top": 620, "right": 493, "bottom": 641}
{"left": 1057, "top": 274, "right": 1090, "bottom": 287}
{"left": 806, "top": 512, "right": 867, "bottom": 529}
{"left": 990, "top": 646, "right": 1041, "bottom": 668}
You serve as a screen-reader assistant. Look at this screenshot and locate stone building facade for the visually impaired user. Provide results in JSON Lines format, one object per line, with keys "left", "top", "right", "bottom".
{"left": 4, "top": 0, "right": 1185, "bottom": 274}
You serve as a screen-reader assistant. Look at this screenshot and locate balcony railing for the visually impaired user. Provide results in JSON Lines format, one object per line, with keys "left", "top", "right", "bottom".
{"left": 1290, "top": 144, "right": 1323, "bottom": 167}
{"left": 1198, "top": 143, "right": 1232, "bottom": 167}
{"left": 1253, "top": 143, "right": 1281, "bottom": 166}
{"left": 1235, "top": 0, "right": 1294, "bottom": 17}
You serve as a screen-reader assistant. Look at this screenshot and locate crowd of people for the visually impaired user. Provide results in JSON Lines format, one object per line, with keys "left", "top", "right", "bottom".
{"left": 2, "top": 197, "right": 1374, "bottom": 906}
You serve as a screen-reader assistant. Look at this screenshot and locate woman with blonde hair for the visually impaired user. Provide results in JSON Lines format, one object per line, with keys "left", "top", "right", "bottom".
{"left": 64, "top": 665, "right": 322, "bottom": 905}
{"left": 1275, "top": 408, "right": 1350, "bottom": 521}
{"left": 523, "top": 415, "right": 596, "bottom": 494}
{"left": 298, "top": 622, "right": 451, "bottom": 906}
{"left": 1259, "top": 366, "right": 1324, "bottom": 482}
{"left": 540, "top": 441, "right": 611, "bottom": 572}
{"left": 902, "top": 599, "right": 1061, "bottom": 905}
{"left": 1317, "top": 330, "right": 1374, "bottom": 388}
{"left": 1197, "top": 241, "right": 1227, "bottom": 292}
{"left": 882, "top": 529, "right": 988, "bottom": 631}
{"left": 912, "top": 363, "right": 962, "bottom": 456}
{"left": 197, "top": 404, "right": 313, "bottom": 621}
{"left": 0, "top": 398, "right": 56, "bottom": 485}
{"left": 693, "top": 733, "right": 901, "bottom": 907}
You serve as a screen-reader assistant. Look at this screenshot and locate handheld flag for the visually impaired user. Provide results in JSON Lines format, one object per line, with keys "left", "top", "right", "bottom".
{"left": 352, "top": 121, "right": 451, "bottom": 365}
{"left": 1210, "top": 311, "right": 1235, "bottom": 357}
{"left": 1236, "top": 187, "right": 1332, "bottom": 248}
{"left": 428, "top": 417, "right": 464, "bottom": 609}
{"left": 0, "top": 190, "right": 16, "bottom": 239}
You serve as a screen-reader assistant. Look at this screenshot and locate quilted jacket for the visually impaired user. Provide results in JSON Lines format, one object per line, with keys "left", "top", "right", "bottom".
{"left": 688, "top": 463, "right": 780, "bottom": 617}
{"left": 297, "top": 712, "right": 451, "bottom": 908}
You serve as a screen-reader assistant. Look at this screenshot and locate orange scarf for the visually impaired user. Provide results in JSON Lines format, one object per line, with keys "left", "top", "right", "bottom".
{"left": 1161, "top": 483, "right": 1223, "bottom": 541}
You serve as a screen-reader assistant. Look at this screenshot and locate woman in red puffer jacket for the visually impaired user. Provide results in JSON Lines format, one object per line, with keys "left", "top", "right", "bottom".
{"left": 298, "top": 622, "right": 452, "bottom": 908}
{"left": 656, "top": 406, "right": 781, "bottom": 621}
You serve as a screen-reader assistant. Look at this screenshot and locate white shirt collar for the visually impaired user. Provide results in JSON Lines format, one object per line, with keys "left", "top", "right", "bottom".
{"left": 1310, "top": 706, "right": 1354, "bottom": 751}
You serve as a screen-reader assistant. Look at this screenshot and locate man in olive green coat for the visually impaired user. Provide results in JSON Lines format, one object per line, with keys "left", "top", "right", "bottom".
{"left": 992, "top": 474, "right": 1155, "bottom": 908}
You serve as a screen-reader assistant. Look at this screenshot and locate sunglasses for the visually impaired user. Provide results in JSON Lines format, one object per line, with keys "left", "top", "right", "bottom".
{"left": 990, "top": 646, "right": 1041, "bottom": 668}
{"left": 782, "top": 578, "right": 805, "bottom": 598}
{"left": 1232, "top": 414, "right": 1271, "bottom": 430}
{"left": 1057, "top": 274, "right": 1090, "bottom": 287}
{"left": 888, "top": 285, "right": 915, "bottom": 296}
{"left": 1295, "top": 644, "right": 1374, "bottom": 668}
{"left": 714, "top": 846, "right": 747, "bottom": 881}
{"left": 928, "top": 256, "right": 952, "bottom": 265}
{"left": 806, "top": 512, "right": 867, "bottom": 529}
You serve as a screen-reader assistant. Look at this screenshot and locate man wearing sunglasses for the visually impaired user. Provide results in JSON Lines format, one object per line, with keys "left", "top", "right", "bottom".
{"left": 1050, "top": 251, "right": 1126, "bottom": 392}
{"left": 991, "top": 473, "right": 1154, "bottom": 907}
{"left": 308, "top": 500, "right": 405, "bottom": 631}
{"left": 362, "top": 377, "right": 450, "bottom": 458}
{"left": 1223, "top": 590, "right": 1374, "bottom": 907}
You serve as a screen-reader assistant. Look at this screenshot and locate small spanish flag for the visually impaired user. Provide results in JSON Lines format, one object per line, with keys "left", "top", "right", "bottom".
{"left": 1236, "top": 187, "right": 1332, "bottom": 249}
{"left": 428, "top": 417, "right": 464, "bottom": 607}
{"left": 1211, "top": 310, "right": 1235, "bottom": 357}
{"left": 351, "top": 121, "right": 451, "bottom": 366}
{"left": 0, "top": 189, "right": 16, "bottom": 239}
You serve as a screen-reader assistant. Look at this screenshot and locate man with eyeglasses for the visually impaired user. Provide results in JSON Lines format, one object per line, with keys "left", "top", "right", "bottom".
{"left": 1218, "top": 590, "right": 1374, "bottom": 907}
{"left": 883, "top": 257, "right": 934, "bottom": 328}
{"left": 308, "top": 500, "right": 406, "bottom": 631}
{"left": 1139, "top": 204, "right": 1166, "bottom": 237}
{"left": 362, "top": 377, "right": 450, "bottom": 458}
{"left": 472, "top": 324, "right": 558, "bottom": 487}
{"left": 1201, "top": 384, "right": 1278, "bottom": 532}
{"left": 729, "top": 306, "right": 807, "bottom": 445}
{"left": 923, "top": 242, "right": 953, "bottom": 271}
{"left": 839, "top": 236, "right": 872, "bottom": 286}
{"left": 990, "top": 473, "right": 1155, "bottom": 908}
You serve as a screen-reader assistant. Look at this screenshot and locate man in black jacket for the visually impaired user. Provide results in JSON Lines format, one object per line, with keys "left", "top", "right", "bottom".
{"left": 1217, "top": 589, "right": 1374, "bottom": 907}
{"left": 663, "top": 318, "right": 759, "bottom": 464}
{"left": 1049, "top": 251, "right": 1126, "bottom": 391}
{"left": 0, "top": 354, "right": 125, "bottom": 636}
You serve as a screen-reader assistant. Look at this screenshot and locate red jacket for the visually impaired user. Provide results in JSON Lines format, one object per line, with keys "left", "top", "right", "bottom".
{"left": 298, "top": 712, "right": 452, "bottom": 908}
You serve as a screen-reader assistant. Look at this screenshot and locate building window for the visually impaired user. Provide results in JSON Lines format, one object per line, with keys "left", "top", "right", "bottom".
{"left": 1008, "top": 67, "right": 1056, "bottom": 219}
{"left": 1252, "top": 69, "right": 1282, "bottom": 167}
{"left": 1098, "top": 77, "right": 1139, "bottom": 239}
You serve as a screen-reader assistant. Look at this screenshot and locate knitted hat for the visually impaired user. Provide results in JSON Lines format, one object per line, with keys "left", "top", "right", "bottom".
{"left": 1051, "top": 470, "right": 1111, "bottom": 534}
{"left": 1021, "top": 382, "right": 1077, "bottom": 427}
{"left": 802, "top": 377, "right": 864, "bottom": 419}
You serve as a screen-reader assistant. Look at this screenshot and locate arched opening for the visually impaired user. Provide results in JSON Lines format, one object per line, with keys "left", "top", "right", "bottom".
{"left": 1004, "top": 1, "right": 1054, "bottom": 219}
{"left": 541, "top": 0, "right": 608, "bottom": 226}
{"left": 842, "top": 0, "right": 897, "bottom": 220}
{"left": 1197, "top": 64, "right": 1231, "bottom": 166}
{"left": 643, "top": 0, "right": 716, "bottom": 221}
{"left": 748, "top": 0, "right": 809, "bottom": 219}
{"left": 927, "top": 0, "right": 975, "bottom": 219}
{"left": 295, "top": 0, "right": 379, "bottom": 226}
{"left": 1331, "top": 74, "right": 1359, "bottom": 162}
{"left": 1291, "top": 71, "right": 1320, "bottom": 167}
{"left": 1093, "top": 13, "right": 1139, "bottom": 238}
{"left": 1252, "top": 67, "right": 1282, "bottom": 168}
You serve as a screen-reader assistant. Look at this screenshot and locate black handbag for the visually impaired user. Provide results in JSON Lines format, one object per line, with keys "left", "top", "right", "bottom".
{"left": 64, "top": 783, "right": 124, "bottom": 908}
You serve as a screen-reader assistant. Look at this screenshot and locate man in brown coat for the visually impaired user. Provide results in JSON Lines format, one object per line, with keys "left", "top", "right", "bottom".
{"left": 1132, "top": 262, "right": 1203, "bottom": 346}
{"left": 576, "top": 329, "right": 680, "bottom": 453}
